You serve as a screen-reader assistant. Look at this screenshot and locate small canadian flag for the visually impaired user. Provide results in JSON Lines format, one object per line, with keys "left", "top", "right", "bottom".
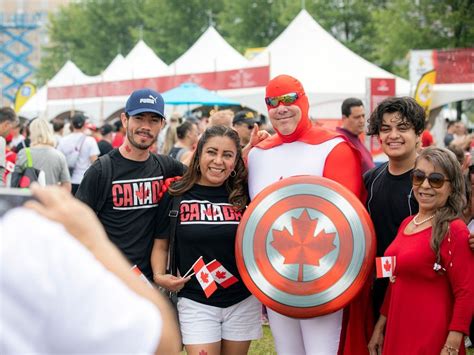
{"left": 376, "top": 256, "right": 396, "bottom": 278}
{"left": 131, "top": 265, "right": 153, "bottom": 288}
{"left": 206, "top": 259, "right": 238, "bottom": 288}
{"left": 193, "top": 257, "right": 218, "bottom": 298}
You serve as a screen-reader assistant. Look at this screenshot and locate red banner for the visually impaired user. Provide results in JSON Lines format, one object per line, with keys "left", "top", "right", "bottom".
{"left": 366, "top": 78, "right": 396, "bottom": 157}
{"left": 48, "top": 66, "right": 270, "bottom": 100}
{"left": 434, "top": 48, "right": 474, "bottom": 84}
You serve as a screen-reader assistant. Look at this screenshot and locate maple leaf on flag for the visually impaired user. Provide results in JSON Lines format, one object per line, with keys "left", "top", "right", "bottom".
{"left": 271, "top": 209, "right": 336, "bottom": 281}
{"left": 200, "top": 271, "right": 209, "bottom": 283}
{"left": 215, "top": 270, "right": 227, "bottom": 279}
{"left": 383, "top": 259, "right": 392, "bottom": 272}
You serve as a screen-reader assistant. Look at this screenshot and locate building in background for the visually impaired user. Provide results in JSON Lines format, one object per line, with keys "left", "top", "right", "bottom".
{"left": 0, "top": 0, "right": 72, "bottom": 105}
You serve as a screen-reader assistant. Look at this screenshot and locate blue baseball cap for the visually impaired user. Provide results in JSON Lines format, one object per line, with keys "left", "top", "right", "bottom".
{"left": 125, "top": 88, "right": 165, "bottom": 118}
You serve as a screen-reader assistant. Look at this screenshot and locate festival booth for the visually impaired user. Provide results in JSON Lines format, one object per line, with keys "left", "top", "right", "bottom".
{"left": 19, "top": 41, "right": 172, "bottom": 122}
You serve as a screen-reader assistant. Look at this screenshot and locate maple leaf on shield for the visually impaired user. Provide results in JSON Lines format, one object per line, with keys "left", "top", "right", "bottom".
{"left": 383, "top": 259, "right": 392, "bottom": 272}
{"left": 199, "top": 350, "right": 208, "bottom": 355}
{"left": 200, "top": 271, "right": 209, "bottom": 283}
{"left": 271, "top": 209, "right": 336, "bottom": 281}
{"left": 215, "top": 270, "right": 227, "bottom": 279}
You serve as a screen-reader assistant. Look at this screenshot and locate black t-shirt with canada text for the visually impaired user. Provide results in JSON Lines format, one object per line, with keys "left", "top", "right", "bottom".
{"left": 76, "top": 149, "right": 185, "bottom": 280}
{"left": 156, "top": 184, "right": 251, "bottom": 308}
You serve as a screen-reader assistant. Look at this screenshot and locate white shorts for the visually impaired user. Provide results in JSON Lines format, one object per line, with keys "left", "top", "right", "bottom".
{"left": 177, "top": 295, "right": 263, "bottom": 345}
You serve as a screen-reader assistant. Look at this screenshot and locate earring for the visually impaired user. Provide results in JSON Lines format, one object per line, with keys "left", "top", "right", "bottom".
{"left": 230, "top": 170, "right": 236, "bottom": 177}
{"left": 195, "top": 164, "right": 200, "bottom": 172}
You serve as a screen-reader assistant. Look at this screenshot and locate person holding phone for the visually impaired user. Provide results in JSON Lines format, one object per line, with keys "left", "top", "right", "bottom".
{"left": 0, "top": 185, "right": 181, "bottom": 354}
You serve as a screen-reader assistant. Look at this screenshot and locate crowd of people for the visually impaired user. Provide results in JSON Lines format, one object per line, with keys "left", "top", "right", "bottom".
{"left": 1, "top": 75, "right": 473, "bottom": 355}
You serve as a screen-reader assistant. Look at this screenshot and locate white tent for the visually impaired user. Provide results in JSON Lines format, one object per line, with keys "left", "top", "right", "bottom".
{"left": 125, "top": 40, "right": 170, "bottom": 78}
{"left": 102, "top": 54, "right": 134, "bottom": 81}
{"left": 432, "top": 83, "right": 474, "bottom": 108}
{"left": 170, "top": 26, "right": 249, "bottom": 74}
{"left": 48, "top": 60, "right": 91, "bottom": 87}
{"left": 222, "top": 10, "right": 411, "bottom": 118}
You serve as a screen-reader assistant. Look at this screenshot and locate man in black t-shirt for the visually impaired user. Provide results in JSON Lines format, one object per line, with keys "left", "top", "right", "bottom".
{"left": 76, "top": 89, "right": 185, "bottom": 280}
{"left": 363, "top": 97, "right": 425, "bottom": 318}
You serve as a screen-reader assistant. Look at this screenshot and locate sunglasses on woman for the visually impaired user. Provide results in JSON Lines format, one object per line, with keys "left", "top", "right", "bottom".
{"left": 411, "top": 169, "right": 449, "bottom": 189}
{"left": 265, "top": 92, "right": 300, "bottom": 108}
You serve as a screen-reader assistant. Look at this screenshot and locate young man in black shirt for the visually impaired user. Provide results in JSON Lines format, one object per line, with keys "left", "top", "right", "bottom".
{"left": 76, "top": 89, "right": 185, "bottom": 280}
{"left": 363, "top": 97, "right": 425, "bottom": 317}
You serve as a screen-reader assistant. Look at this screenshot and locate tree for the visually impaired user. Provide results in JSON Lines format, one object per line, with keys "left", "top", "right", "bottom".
{"left": 371, "top": 0, "right": 474, "bottom": 77}
{"left": 37, "top": 0, "right": 145, "bottom": 83}
{"left": 218, "top": 0, "right": 296, "bottom": 52}
{"left": 140, "top": 1, "right": 224, "bottom": 64}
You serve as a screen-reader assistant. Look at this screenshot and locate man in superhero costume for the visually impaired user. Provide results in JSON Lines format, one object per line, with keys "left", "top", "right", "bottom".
{"left": 247, "top": 75, "right": 369, "bottom": 354}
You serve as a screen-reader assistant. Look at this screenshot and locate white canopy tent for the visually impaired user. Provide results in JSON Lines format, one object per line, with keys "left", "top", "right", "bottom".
{"left": 220, "top": 10, "right": 410, "bottom": 118}
{"left": 170, "top": 26, "right": 249, "bottom": 74}
{"left": 125, "top": 40, "right": 170, "bottom": 78}
{"left": 48, "top": 60, "right": 91, "bottom": 87}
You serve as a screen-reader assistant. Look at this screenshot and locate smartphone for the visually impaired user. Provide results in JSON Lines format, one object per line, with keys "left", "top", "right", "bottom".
{"left": 0, "top": 187, "right": 34, "bottom": 217}
{"left": 468, "top": 219, "right": 474, "bottom": 233}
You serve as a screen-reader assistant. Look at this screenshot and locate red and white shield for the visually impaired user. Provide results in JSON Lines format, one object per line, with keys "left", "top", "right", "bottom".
{"left": 235, "top": 175, "right": 375, "bottom": 318}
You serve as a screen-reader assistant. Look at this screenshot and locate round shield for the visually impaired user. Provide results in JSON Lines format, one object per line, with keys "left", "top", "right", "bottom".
{"left": 236, "top": 175, "right": 375, "bottom": 318}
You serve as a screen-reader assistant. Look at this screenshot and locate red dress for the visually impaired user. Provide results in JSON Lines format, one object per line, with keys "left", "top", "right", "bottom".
{"left": 381, "top": 217, "right": 474, "bottom": 355}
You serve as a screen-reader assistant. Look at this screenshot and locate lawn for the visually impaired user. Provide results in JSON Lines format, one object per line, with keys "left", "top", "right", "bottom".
{"left": 249, "top": 325, "right": 275, "bottom": 355}
{"left": 247, "top": 327, "right": 474, "bottom": 355}
{"left": 183, "top": 327, "right": 473, "bottom": 354}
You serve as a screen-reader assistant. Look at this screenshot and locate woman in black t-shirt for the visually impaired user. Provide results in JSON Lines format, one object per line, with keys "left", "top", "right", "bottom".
{"left": 152, "top": 126, "right": 262, "bottom": 355}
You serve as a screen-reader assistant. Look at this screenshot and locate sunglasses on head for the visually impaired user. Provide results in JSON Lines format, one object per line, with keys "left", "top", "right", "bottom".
{"left": 265, "top": 92, "right": 300, "bottom": 108}
{"left": 411, "top": 169, "right": 449, "bottom": 189}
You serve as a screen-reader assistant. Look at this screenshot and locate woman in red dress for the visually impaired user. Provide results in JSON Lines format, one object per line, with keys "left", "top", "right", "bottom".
{"left": 368, "top": 147, "right": 474, "bottom": 355}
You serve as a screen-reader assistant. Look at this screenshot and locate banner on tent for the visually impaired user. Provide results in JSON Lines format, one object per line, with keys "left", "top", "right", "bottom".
{"left": 409, "top": 48, "right": 474, "bottom": 86}
{"left": 47, "top": 66, "right": 270, "bottom": 100}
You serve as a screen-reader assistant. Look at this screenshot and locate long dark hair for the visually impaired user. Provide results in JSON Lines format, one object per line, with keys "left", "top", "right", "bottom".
{"left": 415, "top": 147, "right": 466, "bottom": 263}
{"left": 169, "top": 125, "right": 248, "bottom": 211}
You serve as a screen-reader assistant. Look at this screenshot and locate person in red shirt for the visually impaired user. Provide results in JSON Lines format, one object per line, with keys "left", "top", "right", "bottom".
{"left": 421, "top": 121, "right": 435, "bottom": 148}
{"left": 369, "top": 147, "right": 474, "bottom": 355}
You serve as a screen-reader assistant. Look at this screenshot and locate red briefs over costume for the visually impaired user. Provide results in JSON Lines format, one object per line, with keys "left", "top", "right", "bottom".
{"left": 247, "top": 75, "right": 368, "bottom": 355}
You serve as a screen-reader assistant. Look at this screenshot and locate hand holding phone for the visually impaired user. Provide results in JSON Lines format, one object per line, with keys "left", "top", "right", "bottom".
{"left": 468, "top": 219, "right": 474, "bottom": 233}
{"left": 0, "top": 187, "right": 33, "bottom": 217}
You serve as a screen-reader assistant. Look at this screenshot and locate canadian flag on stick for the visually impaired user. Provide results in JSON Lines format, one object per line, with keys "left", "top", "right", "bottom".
{"left": 131, "top": 265, "right": 153, "bottom": 288}
{"left": 193, "top": 257, "right": 218, "bottom": 298}
{"left": 376, "top": 256, "right": 396, "bottom": 278}
{"left": 206, "top": 259, "right": 238, "bottom": 288}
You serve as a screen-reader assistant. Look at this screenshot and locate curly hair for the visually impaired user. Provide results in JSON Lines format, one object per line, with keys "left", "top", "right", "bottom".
{"left": 169, "top": 125, "right": 248, "bottom": 211}
{"left": 367, "top": 96, "right": 425, "bottom": 136}
{"left": 415, "top": 147, "right": 466, "bottom": 263}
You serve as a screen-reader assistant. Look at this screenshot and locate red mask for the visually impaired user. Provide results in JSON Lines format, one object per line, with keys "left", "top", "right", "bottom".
{"left": 265, "top": 75, "right": 312, "bottom": 143}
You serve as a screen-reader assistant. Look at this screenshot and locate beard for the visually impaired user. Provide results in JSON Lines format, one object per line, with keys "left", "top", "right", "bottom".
{"left": 127, "top": 127, "right": 156, "bottom": 150}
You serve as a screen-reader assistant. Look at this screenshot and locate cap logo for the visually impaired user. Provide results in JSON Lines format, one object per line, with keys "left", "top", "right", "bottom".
{"left": 139, "top": 95, "right": 158, "bottom": 104}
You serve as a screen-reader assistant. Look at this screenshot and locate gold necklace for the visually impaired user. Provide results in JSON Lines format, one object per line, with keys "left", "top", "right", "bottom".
{"left": 413, "top": 213, "right": 435, "bottom": 226}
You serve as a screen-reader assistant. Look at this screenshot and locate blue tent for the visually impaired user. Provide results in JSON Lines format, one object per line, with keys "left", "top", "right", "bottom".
{"left": 162, "top": 82, "right": 239, "bottom": 106}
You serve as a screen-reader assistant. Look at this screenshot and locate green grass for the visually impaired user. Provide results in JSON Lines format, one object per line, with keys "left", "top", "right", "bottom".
{"left": 182, "top": 327, "right": 473, "bottom": 354}
{"left": 247, "top": 327, "right": 474, "bottom": 355}
{"left": 249, "top": 325, "right": 276, "bottom": 355}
